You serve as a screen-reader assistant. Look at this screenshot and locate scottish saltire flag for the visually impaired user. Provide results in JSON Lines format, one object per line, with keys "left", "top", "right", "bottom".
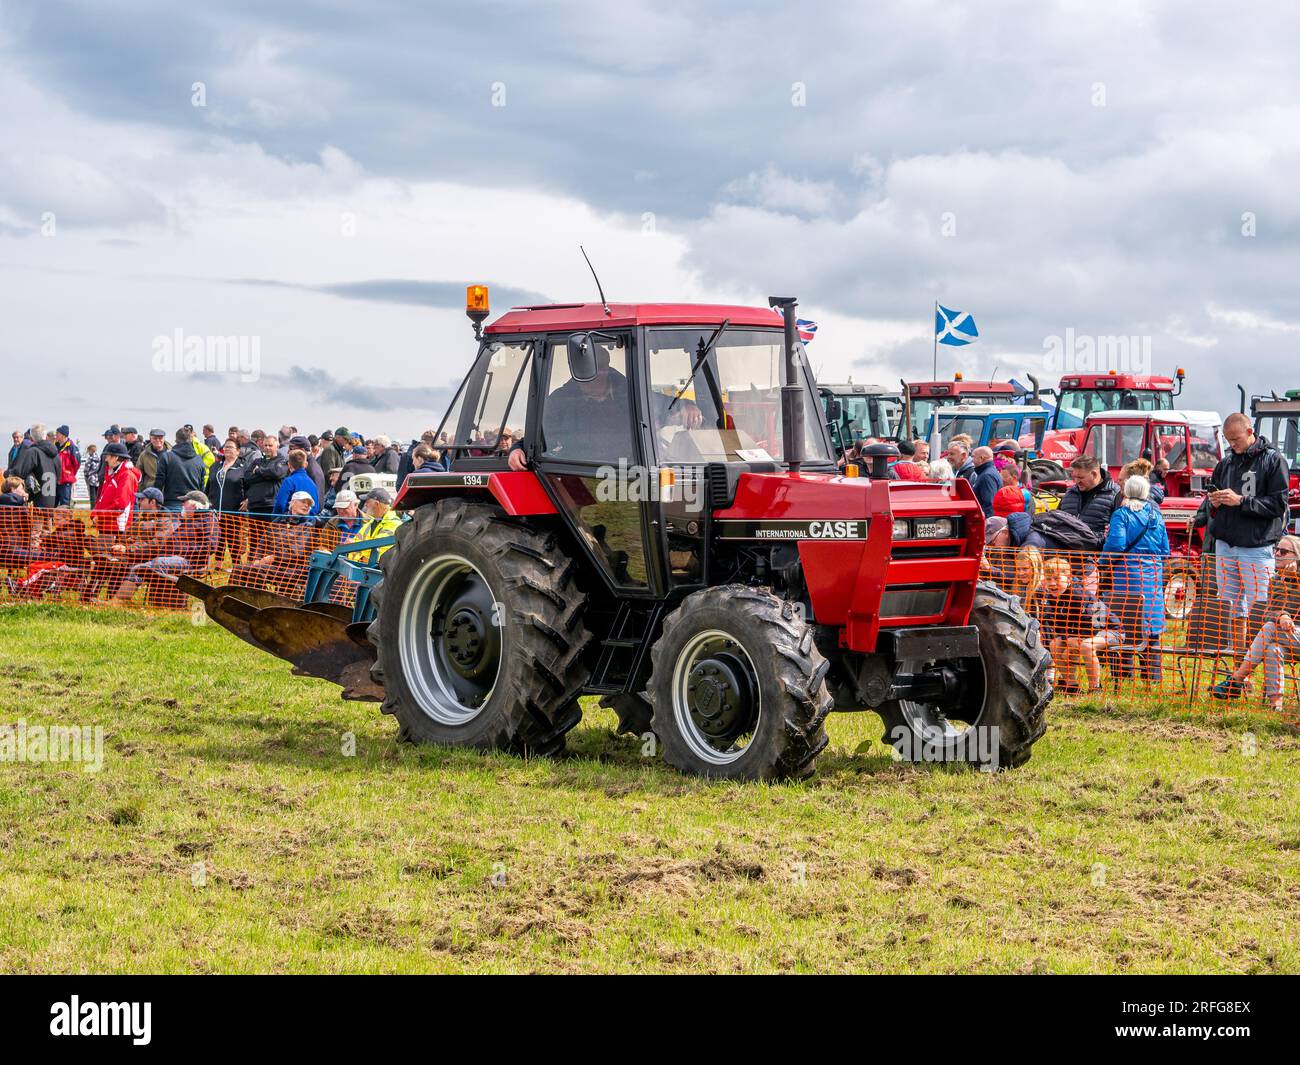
{"left": 935, "top": 305, "right": 978, "bottom": 346}
{"left": 771, "top": 309, "right": 818, "bottom": 341}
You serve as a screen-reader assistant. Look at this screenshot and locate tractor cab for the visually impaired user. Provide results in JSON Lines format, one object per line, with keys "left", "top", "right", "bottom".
{"left": 1247, "top": 391, "right": 1300, "bottom": 532}
{"left": 901, "top": 377, "right": 1017, "bottom": 441}
{"left": 921, "top": 403, "right": 1051, "bottom": 455}
{"left": 1078, "top": 410, "right": 1223, "bottom": 550}
{"left": 1053, "top": 371, "right": 1182, "bottom": 428}
{"left": 819, "top": 381, "right": 904, "bottom": 453}
{"left": 1039, "top": 369, "right": 1184, "bottom": 462}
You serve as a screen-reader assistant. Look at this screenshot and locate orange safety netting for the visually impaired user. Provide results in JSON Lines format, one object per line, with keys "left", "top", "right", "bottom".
{"left": 1, "top": 506, "right": 1296, "bottom": 720}
{"left": 0, "top": 506, "right": 364, "bottom": 615}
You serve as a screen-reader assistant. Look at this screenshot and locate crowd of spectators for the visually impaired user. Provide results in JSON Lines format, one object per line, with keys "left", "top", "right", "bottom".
{"left": 1, "top": 421, "right": 438, "bottom": 607}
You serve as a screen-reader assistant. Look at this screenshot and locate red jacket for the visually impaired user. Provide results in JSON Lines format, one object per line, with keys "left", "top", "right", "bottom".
{"left": 94, "top": 460, "right": 141, "bottom": 534}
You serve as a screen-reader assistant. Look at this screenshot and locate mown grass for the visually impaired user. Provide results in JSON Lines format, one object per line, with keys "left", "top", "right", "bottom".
{"left": 1, "top": 603, "right": 1297, "bottom": 973}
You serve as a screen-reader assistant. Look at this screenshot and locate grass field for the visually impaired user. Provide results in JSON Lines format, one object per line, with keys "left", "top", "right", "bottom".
{"left": 1, "top": 603, "right": 1298, "bottom": 973}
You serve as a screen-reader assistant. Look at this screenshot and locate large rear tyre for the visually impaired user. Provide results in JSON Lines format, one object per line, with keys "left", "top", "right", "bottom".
{"left": 877, "top": 582, "right": 1051, "bottom": 769}
{"left": 369, "top": 499, "right": 592, "bottom": 756}
{"left": 646, "top": 585, "right": 832, "bottom": 781}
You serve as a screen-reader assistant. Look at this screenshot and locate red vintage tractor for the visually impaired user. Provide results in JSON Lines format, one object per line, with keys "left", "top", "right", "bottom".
{"left": 1041, "top": 409, "right": 1224, "bottom": 618}
{"left": 1036, "top": 369, "right": 1185, "bottom": 464}
{"left": 187, "top": 290, "right": 1051, "bottom": 780}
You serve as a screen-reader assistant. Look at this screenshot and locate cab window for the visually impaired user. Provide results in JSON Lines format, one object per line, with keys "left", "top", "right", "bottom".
{"left": 449, "top": 339, "right": 532, "bottom": 457}
{"left": 541, "top": 336, "right": 634, "bottom": 463}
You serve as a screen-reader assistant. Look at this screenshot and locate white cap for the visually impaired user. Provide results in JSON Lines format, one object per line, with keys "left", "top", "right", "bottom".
{"left": 334, "top": 489, "right": 359, "bottom": 506}
{"left": 290, "top": 490, "right": 315, "bottom": 503}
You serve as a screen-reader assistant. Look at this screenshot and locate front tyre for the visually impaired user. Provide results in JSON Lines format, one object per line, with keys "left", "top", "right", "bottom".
{"left": 877, "top": 582, "right": 1051, "bottom": 769}
{"left": 647, "top": 585, "right": 832, "bottom": 781}
{"left": 369, "top": 499, "right": 592, "bottom": 756}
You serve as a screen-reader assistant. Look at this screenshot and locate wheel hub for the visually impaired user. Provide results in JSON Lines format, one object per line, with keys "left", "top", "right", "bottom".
{"left": 685, "top": 652, "right": 753, "bottom": 740}
{"left": 445, "top": 608, "right": 488, "bottom": 674}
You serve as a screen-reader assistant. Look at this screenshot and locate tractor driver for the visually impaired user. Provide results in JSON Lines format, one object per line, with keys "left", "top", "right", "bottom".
{"left": 508, "top": 341, "right": 632, "bottom": 468}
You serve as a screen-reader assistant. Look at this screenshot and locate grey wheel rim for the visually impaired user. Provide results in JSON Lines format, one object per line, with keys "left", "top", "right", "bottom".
{"left": 398, "top": 553, "right": 501, "bottom": 725}
{"left": 670, "top": 629, "right": 761, "bottom": 766}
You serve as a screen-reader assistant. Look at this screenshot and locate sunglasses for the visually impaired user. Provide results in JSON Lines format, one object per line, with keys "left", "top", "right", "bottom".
{"left": 1276, "top": 548, "right": 1297, "bottom": 557}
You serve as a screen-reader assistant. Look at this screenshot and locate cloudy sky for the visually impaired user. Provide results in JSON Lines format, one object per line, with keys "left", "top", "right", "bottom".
{"left": 2, "top": 0, "right": 1299, "bottom": 445}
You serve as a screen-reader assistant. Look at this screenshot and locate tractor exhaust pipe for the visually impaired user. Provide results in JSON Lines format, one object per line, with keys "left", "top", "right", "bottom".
{"left": 1237, "top": 383, "right": 1246, "bottom": 414}
{"left": 1026, "top": 373, "right": 1041, "bottom": 404}
{"left": 769, "top": 296, "right": 805, "bottom": 473}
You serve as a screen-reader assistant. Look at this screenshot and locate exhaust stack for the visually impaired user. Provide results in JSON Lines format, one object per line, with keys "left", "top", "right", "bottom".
{"left": 768, "top": 296, "right": 805, "bottom": 473}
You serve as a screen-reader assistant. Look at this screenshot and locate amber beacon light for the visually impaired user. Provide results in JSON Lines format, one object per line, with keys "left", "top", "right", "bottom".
{"left": 466, "top": 284, "right": 490, "bottom": 337}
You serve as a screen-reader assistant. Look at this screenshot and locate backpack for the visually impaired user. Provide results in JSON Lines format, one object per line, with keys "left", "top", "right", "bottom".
{"left": 1032, "top": 508, "right": 1104, "bottom": 551}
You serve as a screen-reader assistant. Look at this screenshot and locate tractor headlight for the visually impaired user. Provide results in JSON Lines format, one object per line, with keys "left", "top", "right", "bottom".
{"left": 914, "top": 518, "right": 956, "bottom": 539}
{"left": 892, "top": 519, "right": 911, "bottom": 539}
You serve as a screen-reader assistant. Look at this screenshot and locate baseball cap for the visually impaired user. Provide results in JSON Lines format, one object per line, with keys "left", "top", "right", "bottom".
{"left": 290, "top": 490, "right": 315, "bottom": 503}
{"left": 102, "top": 426, "right": 121, "bottom": 438}
{"left": 984, "top": 515, "right": 1008, "bottom": 544}
{"left": 137, "top": 487, "right": 164, "bottom": 503}
{"left": 351, "top": 444, "right": 368, "bottom": 456}
{"left": 365, "top": 487, "right": 394, "bottom": 505}
{"left": 333, "top": 489, "right": 359, "bottom": 507}
{"left": 289, "top": 435, "right": 311, "bottom": 449}
{"left": 334, "top": 426, "right": 350, "bottom": 437}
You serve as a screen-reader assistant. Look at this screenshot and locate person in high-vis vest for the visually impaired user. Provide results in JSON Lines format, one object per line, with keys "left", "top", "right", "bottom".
{"left": 343, "top": 487, "right": 402, "bottom": 558}
{"left": 187, "top": 424, "right": 217, "bottom": 471}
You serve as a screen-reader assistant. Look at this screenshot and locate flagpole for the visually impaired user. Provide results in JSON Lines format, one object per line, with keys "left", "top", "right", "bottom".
{"left": 932, "top": 300, "right": 938, "bottom": 379}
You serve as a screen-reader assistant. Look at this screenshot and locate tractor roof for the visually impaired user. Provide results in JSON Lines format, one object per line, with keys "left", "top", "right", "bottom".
{"left": 932, "top": 404, "right": 1052, "bottom": 417}
{"left": 484, "top": 302, "right": 786, "bottom": 335}
{"left": 1084, "top": 410, "right": 1220, "bottom": 426}
{"left": 1058, "top": 373, "right": 1176, "bottom": 388}
{"left": 820, "top": 382, "right": 898, "bottom": 396}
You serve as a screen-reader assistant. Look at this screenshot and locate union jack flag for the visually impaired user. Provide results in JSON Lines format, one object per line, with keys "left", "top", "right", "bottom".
{"left": 772, "top": 309, "right": 818, "bottom": 342}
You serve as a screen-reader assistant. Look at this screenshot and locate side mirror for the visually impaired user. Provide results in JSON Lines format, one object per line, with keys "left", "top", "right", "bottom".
{"left": 567, "top": 333, "right": 599, "bottom": 383}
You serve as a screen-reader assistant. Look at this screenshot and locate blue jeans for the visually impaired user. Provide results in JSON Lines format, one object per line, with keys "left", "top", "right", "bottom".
{"left": 1215, "top": 543, "right": 1275, "bottom": 619}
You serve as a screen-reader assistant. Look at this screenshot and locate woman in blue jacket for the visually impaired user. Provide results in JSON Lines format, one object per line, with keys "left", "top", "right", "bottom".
{"left": 1103, "top": 475, "right": 1170, "bottom": 682}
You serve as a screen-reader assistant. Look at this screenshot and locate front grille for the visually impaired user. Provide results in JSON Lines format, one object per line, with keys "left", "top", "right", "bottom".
{"left": 880, "top": 584, "right": 950, "bottom": 618}
{"left": 890, "top": 543, "right": 963, "bottom": 559}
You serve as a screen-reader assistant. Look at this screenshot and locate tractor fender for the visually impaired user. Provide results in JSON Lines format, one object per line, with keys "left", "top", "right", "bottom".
{"left": 394, "top": 470, "right": 558, "bottom": 516}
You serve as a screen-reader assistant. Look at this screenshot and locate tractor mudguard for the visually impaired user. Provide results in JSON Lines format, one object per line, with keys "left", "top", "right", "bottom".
{"left": 394, "top": 470, "right": 558, "bottom": 515}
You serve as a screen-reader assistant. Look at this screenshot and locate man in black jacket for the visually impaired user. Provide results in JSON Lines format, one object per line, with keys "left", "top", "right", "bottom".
{"left": 8, "top": 423, "right": 59, "bottom": 509}
{"left": 153, "top": 427, "right": 206, "bottom": 510}
{"left": 1208, "top": 412, "right": 1290, "bottom": 657}
{"left": 240, "top": 434, "right": 287, "bottom": 559}
{"left": 1058, "top": 454, "right": 1121, "bottom": 539}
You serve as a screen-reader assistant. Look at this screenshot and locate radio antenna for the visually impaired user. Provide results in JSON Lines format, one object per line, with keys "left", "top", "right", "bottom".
{"left": 580, "top": 245, "right": 611, "bottom": 317}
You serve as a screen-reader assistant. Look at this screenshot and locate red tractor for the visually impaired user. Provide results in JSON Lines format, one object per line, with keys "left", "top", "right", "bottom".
{"left": 1036, "top": 369, "right": 1185, "bottom": 464}
{"left": 899, "top": 376, "right": 1018, "bottom": 441}
{"left": 1056, "top": 409, "right": 1223, "bottom": 618}
{"left": 191, "top": 290, "right": 1051, "bottom": 780}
